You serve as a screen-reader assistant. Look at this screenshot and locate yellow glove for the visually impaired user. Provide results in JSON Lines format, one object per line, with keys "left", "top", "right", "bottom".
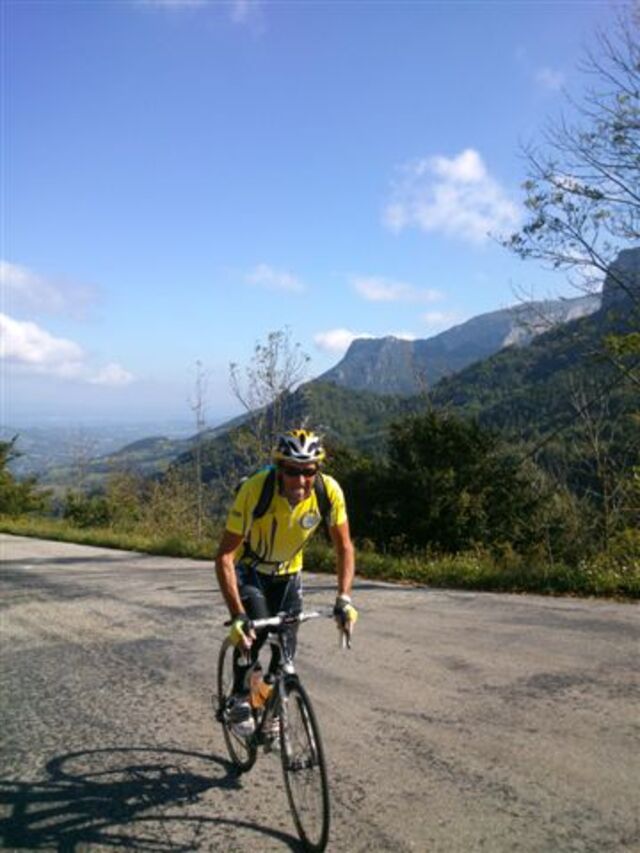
{"left": 334, "top": 594, "right": 358, "bottom": 647}
{"left": 229, "top": 614, "right": 252, "bottom": 650}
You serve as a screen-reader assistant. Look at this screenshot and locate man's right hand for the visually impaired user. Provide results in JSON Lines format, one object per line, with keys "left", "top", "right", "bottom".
{"left": 229, "top": 614, "right": 254, "bottom": 651}
{"left": 334, "top": 594, "right": 358, "bottom": 648}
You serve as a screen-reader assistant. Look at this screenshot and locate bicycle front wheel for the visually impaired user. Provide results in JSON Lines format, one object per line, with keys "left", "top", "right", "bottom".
{"left": 215, "top": 638, "right": 257, "bottom": 772}
{"left": 280, "top": 678, "right": 330, "bottom": 852}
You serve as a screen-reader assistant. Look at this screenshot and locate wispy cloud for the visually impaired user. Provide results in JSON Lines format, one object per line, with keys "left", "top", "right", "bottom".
{"left": 314, "top": 327, "right": 417, "bottom": 355}
{"left": 140, "top": 0, "right": 261, "bottom": 26}
{"left": 515, "top": 46, "right": 565, "bottom": 94}
{"left": 229, "top": 0, "right": 264, "bottom": 29}
{"left": 245, "top": 263, "right": 305, "bottom": 293}
{"left": 89, "top": 363, "right": 135, "bottom": 386}
{"left": 352, "top": 275, "right": 442, "bottom": 304}
{"left": 139, "top": 0, "right": 208, "bottom": 9}
{"left": 535, "top": 66, "right": 565, "bottom": 92}
{"left": 313, "top": 328, "right": 374, "bottom": 355}
{"left": 383, "top": 148, "right": 520, "bottom": 245}
{"left": 389, "top": 331, "right": 416, "bottom": 341}
{"left": 1, "top": 260, "right": 98, "bottom": 320}
{"left": 421, "top": 311, "right": 461, "bottom": 332}
{"left": 1, "top": 313, "right": 134, "bottom": 386}
{"left": 230, "top": 0, "right": 254, "bottom": 23}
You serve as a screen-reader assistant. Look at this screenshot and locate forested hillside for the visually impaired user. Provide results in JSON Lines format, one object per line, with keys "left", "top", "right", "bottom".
{"left": 431, "top": 295, "right": 638, "bottom": 436}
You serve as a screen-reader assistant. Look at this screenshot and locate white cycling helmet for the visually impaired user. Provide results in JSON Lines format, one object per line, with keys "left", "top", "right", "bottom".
{"left": 273, "top": 429, "right": 326, "bottom": 465}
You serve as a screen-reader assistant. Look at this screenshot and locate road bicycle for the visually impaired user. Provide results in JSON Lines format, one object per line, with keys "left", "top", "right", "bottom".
{"left": 215, "top": 611, "right": 333, "bottom": 852}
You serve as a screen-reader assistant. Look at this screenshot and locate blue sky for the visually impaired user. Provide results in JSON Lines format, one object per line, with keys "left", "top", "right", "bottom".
{"left": 2, "top": 0, "right": 615, "bottom": 425}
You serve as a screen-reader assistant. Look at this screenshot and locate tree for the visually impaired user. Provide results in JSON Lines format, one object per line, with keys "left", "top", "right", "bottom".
{"left": 188, "top": 359, "right": 210, "bottom": 538}
{"left": 345, "top": 411, "right": 563, "bottom": 557}
{"left": 505, "top": 11, "right": 639, "bottom": 319}
{"left": 229, "top": 327, "right": 310, "bottom": 468}
{"left": 105, "top": 470, "right": 144, "bottom": 531}
{"left": 139, "top": 468, "right": 215, "bottom": 544}
{"left": 0, "top": 438, "right": 49, "bottom": 515}
{"left": 62, "top": 490, "right": 111, "bottom": 528}
{"left": 68, "top": 431, "right": 100, "bottom": 493}
{"left": 562, "top": 372, "right": 640, "bottom": 549}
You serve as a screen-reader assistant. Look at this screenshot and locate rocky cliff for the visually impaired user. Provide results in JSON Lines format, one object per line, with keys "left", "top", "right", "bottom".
{"left": 319, "top": 294, "right": 600, "bottom": 395}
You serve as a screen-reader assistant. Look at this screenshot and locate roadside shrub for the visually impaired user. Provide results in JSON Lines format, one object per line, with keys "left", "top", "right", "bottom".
{"left": 63, "top": 491, "right": 111, "bottom": 528}
{"left": 0, "top": 438, "right": 50, "bottom": 515}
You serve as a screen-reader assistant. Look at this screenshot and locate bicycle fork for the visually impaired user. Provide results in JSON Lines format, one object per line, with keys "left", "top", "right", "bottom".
{"left": 278, "top": 678, "right": 320, "bottom": 771}
{"left": 277, "top": 679, "right": 293, "bottom": 764}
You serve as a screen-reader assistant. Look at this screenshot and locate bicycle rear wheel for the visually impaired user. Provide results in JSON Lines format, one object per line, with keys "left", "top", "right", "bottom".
{"left": 215, "top": 638, "right": 257, "bottom": 772}
{"left": 280, "top": 678, "right": 330, "bottom": 852}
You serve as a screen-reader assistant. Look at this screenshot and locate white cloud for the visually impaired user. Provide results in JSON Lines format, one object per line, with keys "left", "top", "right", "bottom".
{"left": 1, "top": 259, "right": 97, "bottom": 319}
{"left": 431, "top": 149, "right": 487, "bottom": 183}
{"left": 352, "top": 275, "right": 442, "bottom": 303}
{"left": 245, "top": 263, "right": 305, "bottom": 293}
{"left": 1, "top": 313, "right": 85, "bottom": 375}
{"left": 313, "top": 328, "right": 374, "bottom": 355}
{"left": 0, "top": 313, "right": 134, "bottom": 385}
{"left": 141, "top": 0, "right": 261, "bottom": 26}
{"left": 89, "top": 363, "right": 135, "bottom": 386}
{"left": 383, "top": 148, "right": 520, "bottom": 244}
{"left": 535, "top": 66, "right": 565, "bottom": 92}
{"left": 314, "top": 328, "right": 418, "bottom": 355}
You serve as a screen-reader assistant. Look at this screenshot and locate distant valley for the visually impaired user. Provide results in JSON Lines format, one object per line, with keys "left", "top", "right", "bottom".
{"left": 2, "top": 421, "right": 194, "bottom": 482}
{"left": 8, "top": 255, "right": 637, "bottom": 492}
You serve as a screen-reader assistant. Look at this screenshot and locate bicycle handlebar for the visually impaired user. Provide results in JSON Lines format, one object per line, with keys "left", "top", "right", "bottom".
{"left": 223, "top": 609, "right": 327, "bottom": 630}
{"left": 223, "top": 608, "right": 351, "bottom": 648}
{"left": 250, "top": 610, "right": 326, "bottom": 630}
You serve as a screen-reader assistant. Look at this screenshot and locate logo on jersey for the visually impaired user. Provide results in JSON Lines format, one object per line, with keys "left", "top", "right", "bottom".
{"left": 300, "top": 512, "right": 320, "bottom": 530}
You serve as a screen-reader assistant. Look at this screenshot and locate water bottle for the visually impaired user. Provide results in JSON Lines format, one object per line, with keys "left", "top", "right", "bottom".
{"left": 249, "top": 665, "right": 273, "bottom": 709}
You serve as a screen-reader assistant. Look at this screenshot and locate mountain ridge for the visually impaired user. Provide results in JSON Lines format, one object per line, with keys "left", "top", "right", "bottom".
{"left": 319, "top": 294, "right": 600, "bottom": 396}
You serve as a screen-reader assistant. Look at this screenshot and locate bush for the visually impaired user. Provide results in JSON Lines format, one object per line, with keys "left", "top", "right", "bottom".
{"left": 63, "top": 491, "right": 112, "bottom": 528}
{"left": 0, "top": 438, "right": 50, "bottom": 515}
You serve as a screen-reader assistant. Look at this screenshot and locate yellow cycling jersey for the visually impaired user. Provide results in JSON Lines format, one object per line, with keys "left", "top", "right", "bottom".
{"left": 225, "top": 468, "right": 347, "bottom": 576}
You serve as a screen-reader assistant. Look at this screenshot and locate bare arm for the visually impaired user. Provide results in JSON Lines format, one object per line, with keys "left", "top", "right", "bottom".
{"left": 329, "top": 520, "right": 355, "bottom": 597}
{"left": 214, "top": 529, "right": 245, "bottom": 616}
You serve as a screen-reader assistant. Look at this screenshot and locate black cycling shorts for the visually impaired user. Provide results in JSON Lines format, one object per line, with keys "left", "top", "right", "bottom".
{"left": 236, "top": 563, "right": 302, "bottom": 620}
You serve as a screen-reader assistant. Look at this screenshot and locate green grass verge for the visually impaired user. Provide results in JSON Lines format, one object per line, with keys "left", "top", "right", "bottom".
{"left": 0, "top": 516, "right": 217, "bottom": 560}
{"left": 2, "top": 515, "right": 638, "bottom": 599}
{"left": 305, "top": 541, "right": 640, "bottom": 599}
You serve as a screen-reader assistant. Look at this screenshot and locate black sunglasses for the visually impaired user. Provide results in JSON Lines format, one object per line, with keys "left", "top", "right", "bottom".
{"left": 279, "top": 464, "right": 318, "bottom": 479}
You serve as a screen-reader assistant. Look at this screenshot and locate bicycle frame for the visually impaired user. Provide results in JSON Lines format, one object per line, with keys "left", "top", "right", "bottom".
{"left": 244, "top": 611, "right": 320, "bottom": 752}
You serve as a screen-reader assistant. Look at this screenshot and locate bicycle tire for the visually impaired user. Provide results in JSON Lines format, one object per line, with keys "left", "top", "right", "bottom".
{"left": 215, "top": 638, "right": 257, "bottom": 772}
{"left": 280, "top": 678, "right": 330, "bottom": 852}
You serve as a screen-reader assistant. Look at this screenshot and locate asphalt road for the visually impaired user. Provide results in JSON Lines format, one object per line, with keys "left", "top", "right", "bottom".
{"left": 1, "top": 533, "right": 639, "bottom": 852}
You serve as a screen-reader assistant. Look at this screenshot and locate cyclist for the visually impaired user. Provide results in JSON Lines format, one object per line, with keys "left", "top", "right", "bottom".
{"left": 214, "top": 428, "right": 358, "bottom": 737}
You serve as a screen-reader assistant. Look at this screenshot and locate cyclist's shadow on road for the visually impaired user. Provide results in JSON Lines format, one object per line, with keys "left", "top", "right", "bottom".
{"left": 0, "top": 746, "right": 302, "bottom": 851}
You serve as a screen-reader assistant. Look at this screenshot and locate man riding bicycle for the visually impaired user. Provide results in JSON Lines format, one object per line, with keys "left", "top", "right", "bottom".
{"left": 214, "top": 428, "right": 358, "bottom": 737}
